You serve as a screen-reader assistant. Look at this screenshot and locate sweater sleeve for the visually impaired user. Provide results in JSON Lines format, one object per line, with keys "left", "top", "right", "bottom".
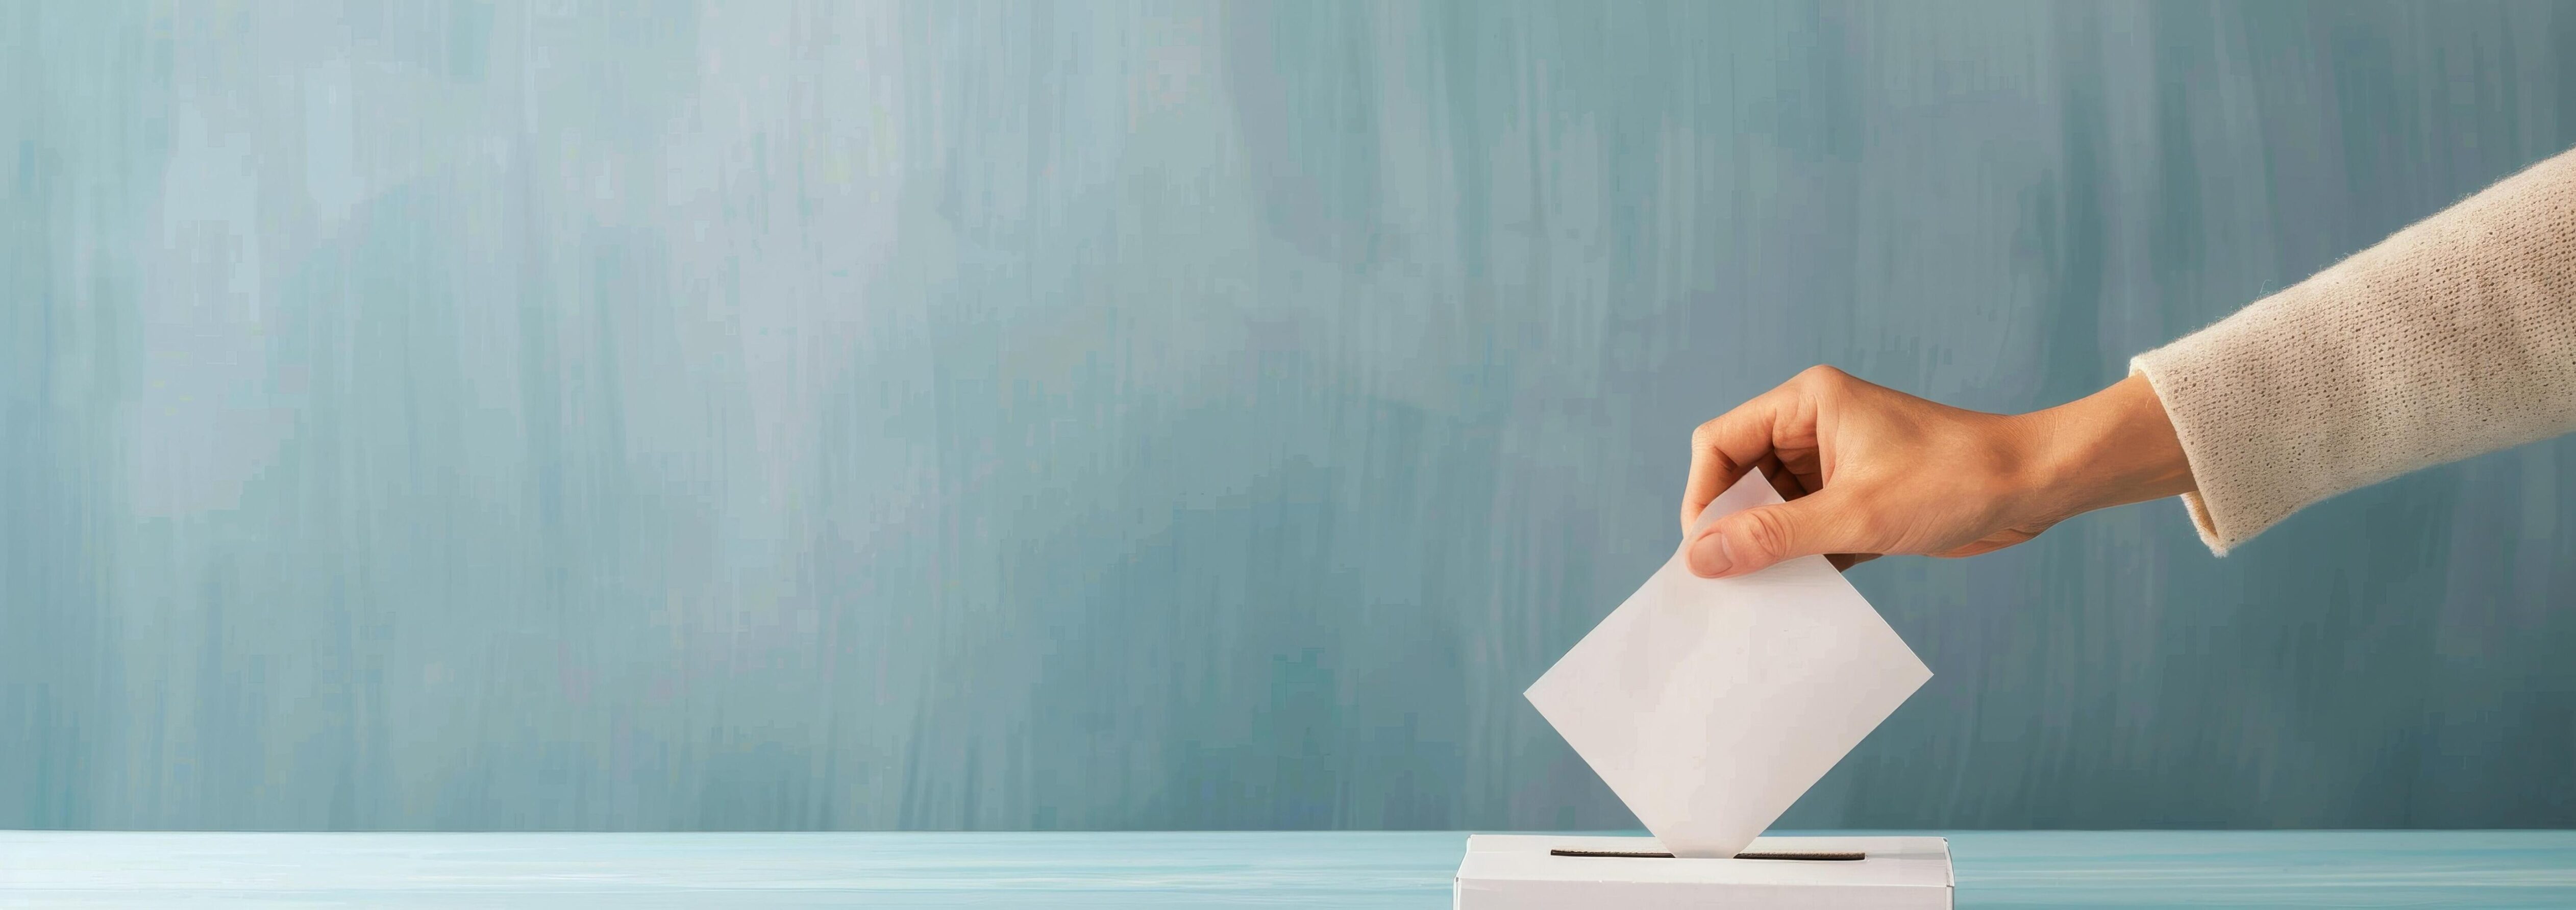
{"left": 2131, "top": 147, "right": 2576, "bottom": 555}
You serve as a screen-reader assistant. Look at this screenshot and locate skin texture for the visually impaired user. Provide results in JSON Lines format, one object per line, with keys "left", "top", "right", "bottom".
{"left": 1682, "top": 367, "right": 2196, "bottom": 578}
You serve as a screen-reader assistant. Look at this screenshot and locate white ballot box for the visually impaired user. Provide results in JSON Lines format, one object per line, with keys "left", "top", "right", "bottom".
{"left": 1454, "top": 833, "right": 1952, "bottom": 909}
{"left": 1468, "top": 469, "right": 1944, "bottom": 906}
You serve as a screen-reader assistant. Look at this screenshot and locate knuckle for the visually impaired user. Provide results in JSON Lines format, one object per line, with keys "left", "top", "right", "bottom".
{"left": 1730, "top": 509, "right": 1795, "bottom": 559}
{"left": 1792, "top": 364, "right": 1855, "bottom": 408}
{"left": 1796, "top": 364, "right": 1848, "bottom": 386}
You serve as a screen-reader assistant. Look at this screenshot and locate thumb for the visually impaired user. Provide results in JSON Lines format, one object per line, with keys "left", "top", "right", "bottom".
{"left": 1687, "top": 492, "right": 1872, "bottom": 579}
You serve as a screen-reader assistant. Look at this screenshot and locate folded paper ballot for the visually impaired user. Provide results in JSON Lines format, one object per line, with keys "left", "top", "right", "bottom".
{"left": 1522, "top": 468, "right": 1934, "bottom": 857}
{"left": 1455, "top": 834, "right": 1953, "bottom": 909}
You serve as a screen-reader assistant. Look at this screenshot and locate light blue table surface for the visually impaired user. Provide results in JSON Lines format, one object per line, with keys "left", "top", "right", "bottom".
{"left": 5, "top": 830, "right": 2573, "bottom": 907}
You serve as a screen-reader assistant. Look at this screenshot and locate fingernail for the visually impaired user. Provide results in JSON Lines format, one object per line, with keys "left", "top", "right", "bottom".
{"left": 1689, "top": 533, "right": 1733, "bottom": 577}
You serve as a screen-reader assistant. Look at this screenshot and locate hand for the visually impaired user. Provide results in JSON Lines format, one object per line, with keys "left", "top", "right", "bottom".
{"left": 1680, "top": 366, "right": 2196, "bottom": 578}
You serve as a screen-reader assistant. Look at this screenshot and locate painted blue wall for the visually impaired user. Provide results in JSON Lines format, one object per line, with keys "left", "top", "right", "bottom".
{"left": 8, "top": 0, "right": 2576, "bottom": 831}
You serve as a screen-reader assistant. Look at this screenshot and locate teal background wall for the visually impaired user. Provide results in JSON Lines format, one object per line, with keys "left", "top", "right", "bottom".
{"left": 8, "top": 0, "right": 2576, "bottom": 831}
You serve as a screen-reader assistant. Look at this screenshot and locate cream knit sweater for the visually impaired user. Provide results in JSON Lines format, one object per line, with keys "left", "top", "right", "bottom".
{"left": 2132, "top": 147, "right": 2576, "bottom": 554}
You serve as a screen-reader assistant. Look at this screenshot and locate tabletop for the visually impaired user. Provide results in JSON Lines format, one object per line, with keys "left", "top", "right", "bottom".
{"left": 5, "top": 829, "right": 2574, "bottom": 907}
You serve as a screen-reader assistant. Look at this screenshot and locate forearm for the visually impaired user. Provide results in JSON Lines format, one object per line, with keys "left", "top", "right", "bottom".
{"left": 2132, "top": 147, "right": 2576, "bottom": 554}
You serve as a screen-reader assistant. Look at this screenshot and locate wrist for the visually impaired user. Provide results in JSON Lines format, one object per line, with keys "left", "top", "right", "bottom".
{"left": 2017, "top": 372, "right": 2197, "bottom": 519}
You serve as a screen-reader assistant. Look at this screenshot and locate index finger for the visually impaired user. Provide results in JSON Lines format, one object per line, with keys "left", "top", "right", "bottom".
{"left": 1681, "top": 381, "right": 1801, "bottom": 532}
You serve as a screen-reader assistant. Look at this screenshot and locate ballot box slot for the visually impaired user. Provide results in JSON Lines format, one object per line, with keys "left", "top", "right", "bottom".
{"left": 1548, "top": 848, "right": 1866, "bottom": 861}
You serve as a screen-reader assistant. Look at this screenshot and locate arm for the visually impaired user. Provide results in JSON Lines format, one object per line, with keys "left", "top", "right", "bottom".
{"left": 2134, "top": 148, "right": 2576, "bottom": 553}
{"left": 1683, "top": 146, "right": 2576, "bottom": 577}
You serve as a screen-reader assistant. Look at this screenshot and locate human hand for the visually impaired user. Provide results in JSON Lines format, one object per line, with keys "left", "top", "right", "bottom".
{"left": 1680, "top": 366, "right": 2196, "bottom": 578}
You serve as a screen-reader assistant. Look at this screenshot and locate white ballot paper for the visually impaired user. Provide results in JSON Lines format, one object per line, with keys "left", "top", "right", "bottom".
{"left": 1525, "top": 469, "right": 1932, "bottom": 858}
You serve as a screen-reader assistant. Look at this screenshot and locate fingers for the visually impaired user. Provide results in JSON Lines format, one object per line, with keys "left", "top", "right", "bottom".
{"left": 1686, "top": 490, "right": 1879, "bottom": 578}
{"left": 1680, "top": 382, "right": 1805, "bottom": 532}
